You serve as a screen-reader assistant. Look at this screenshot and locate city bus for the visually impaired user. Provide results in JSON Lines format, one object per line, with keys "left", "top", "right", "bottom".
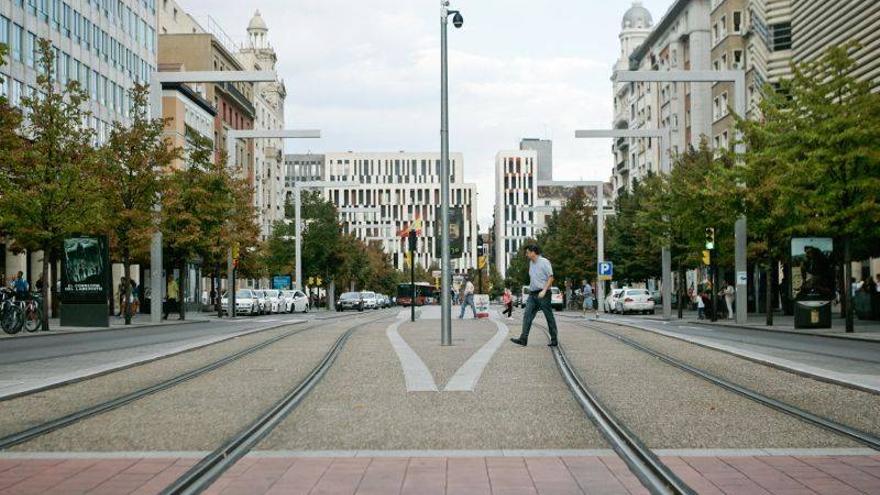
{"left": 397, "top": 282, "right": 433, "bottom": 307}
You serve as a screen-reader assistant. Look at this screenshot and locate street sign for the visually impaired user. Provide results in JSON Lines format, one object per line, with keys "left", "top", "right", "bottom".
{"left": 598, "top": 261, "right": 613, "bottom": 281}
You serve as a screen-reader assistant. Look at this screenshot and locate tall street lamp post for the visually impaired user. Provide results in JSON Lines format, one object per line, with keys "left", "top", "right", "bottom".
{"left": 614, "top": 70, "right": 748, "bottom": 325}
{"left": 149, "top": 70, "right": 275, "bottom": 324}
{"left": 440, "top": 1, "right": 463, "bottom": 346}
{"left": 575, "top": 129, "right": 673, "bottom": 320}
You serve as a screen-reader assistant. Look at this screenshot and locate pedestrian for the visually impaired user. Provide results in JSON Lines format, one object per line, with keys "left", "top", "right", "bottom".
{"left": 851, "top": 277, "right": 861, "bottom": 297}
{"left": 117, "top": 277, "right": 128, "bottom": 317}
{"left": 129, "top": 279, "right": 139, "bottom": 315}
{"left": 510, "top": 244, "right": 559, "bottom": 347}
{"left": 12, "top": 271, "right": 29, "bottom": 299}
{"left": 696, "top": 291, "right": 706, "bottom": 320}
{"left": 581, "top": 279, "right": 594, "bottom": 317}
{"left": 458, "top": 276, "right": 477, "bottom": 319}
{"left": 875, "top": 274, "right": 880, "bottom": 293}
{"left": 163, "top": 274, "right": 179, "bottom": 320}
{"left": 722, "top": 283, "right": 735, "bottom": 320}
{"left": 502, "top": 288, "right": 514, "bottom": 319}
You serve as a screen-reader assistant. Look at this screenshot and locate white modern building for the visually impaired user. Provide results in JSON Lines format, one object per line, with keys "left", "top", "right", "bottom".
{"left": 236, "top": 11, "right": 287, "bottom": 240}
{"left": 494, "top": 150, "right": 538, "bottom": 279}
{"left": 610, "top": 0, "right": 713, "bottom": 197}
{"left": 1, "top": 0, "right": 157, "bottom": 283}
{"left": 319, "top": 152, "right": 478, "bottom": 273}
{"left": 284, "top": 153, "right": 325, "bottom": 204}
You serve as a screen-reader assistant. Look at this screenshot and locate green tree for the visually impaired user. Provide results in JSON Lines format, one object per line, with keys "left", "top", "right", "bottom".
{"left": 537, "top": 188, "right": 598, "bottom": 287}
{"left": 0, "top": 40, "right": 102, "bottom": 331}
{"left": 743, "top": 43, "right": 880, "bottom": 331}
{"left": 99, "top": 84, "right": 179, "bottom": 324}
{"left": 605, "top": 179, "right": 660, "bottom": 284}
{"left": 505, "top": 240, "right": 536, "bottom": 290}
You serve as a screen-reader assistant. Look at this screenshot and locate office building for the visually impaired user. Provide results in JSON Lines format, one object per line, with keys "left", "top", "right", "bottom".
{"left": 1, "top": 0, "right": 158, "bottom": 282}
{"left": 519, "top": 138, "right": 553, "bottom": 181}
{"left": 319, "top": 152, "right": 478, "bottom": 273}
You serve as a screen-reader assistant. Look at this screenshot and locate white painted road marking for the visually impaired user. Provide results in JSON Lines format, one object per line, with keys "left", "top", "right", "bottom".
{"left": 444, "top": 317, "right": 509, "bottom": 392}
{"left": 385, "top": 315, "right": 438, "bottom": 392}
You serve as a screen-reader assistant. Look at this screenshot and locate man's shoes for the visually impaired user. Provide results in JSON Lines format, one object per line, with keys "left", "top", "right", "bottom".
{"left": 510, "top": 338, "right": 527, "bottom": 347}
{"left": 547, "top": 341, "right": 559, "bottom": 347}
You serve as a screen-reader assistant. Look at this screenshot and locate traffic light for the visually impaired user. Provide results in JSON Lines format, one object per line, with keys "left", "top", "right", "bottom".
{"left": 704, "top": 227, "right": 716, "bottom": 250}
{"left": 702, "top": 250, "right": 711, "bottom": 266}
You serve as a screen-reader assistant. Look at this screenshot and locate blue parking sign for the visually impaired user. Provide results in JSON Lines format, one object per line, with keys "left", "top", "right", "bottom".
{"left": 598, "top": 261, "right": 613, "bottom": 281}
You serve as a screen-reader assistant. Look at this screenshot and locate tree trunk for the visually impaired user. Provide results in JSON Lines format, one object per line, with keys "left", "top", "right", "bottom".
{"left": 124, "top": 257, "right": 133, "bottom": 325}
{"left": 677, "top": 262, "right": 685, "bottom": 319}
{"left": 214, "top": 265, "right": 221, "bottom": 319}
{"left": 765, "top": 257, "right": 774, "bottom": 327}
{"left": 50, "top": 253, "right": 60, "bottom": 318}
{"left": 41, "top": 251, "right": 50, "bottom": 331}
{"left": 843, "top": 236, "right": 854, "bottom": 333}
{"left": 178, "top": 259, "right": 186, "bottom": 321}
{"left": 328, "top": 279, "right": 336, "bottom": 312}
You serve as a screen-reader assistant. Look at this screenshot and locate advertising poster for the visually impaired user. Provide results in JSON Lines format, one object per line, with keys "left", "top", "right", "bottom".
{"left": 435, "top": 206, "right": 464, "bottom": 258}
{"left": 790, "top": 237, "right": 834, "bottom": 300}
{"left": 474, "top": 294, "right": 490, "bottom": 318}
{"left": 61, "top": 236, "right": 110, "bottom": 302}
{"left": 273, "top": 275, "right": 292, "bottom": 290}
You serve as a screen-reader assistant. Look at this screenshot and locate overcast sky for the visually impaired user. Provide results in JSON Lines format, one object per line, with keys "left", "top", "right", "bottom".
{"left": 179, "top": 0, "right": 673, "bottom": 227}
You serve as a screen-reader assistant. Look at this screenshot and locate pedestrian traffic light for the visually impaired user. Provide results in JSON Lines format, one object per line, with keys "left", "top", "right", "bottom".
{"left": 704, "top": 227, "right": 715, "bottom": 250}
{"left": 408, "top": 230, "right": 417, "bottom": 252}
{"left": 702, "top": 250, "right": 711, "bottom": 266}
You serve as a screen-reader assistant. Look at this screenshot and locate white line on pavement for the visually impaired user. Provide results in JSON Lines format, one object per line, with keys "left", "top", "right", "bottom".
{"left": 385, "top": 315, "right": 438, "bottom": 392}
{"left": 444, "top": 317, "right": 509, "bottom": 392}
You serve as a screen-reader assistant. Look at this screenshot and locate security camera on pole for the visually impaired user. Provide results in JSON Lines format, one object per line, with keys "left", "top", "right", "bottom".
{"left": 440, "top": 1, "right": 463, "bottom": 346}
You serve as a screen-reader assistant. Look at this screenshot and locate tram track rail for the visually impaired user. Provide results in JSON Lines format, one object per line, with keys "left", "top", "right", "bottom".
{"left": 0, "top": 311, "right": 389, "bottom": 452}
{"left": 535, "top": 322, "right": 695, "bottom": 495}
{"left": 160, "top": 313, "right": 388, "bottom": 495}
{"left": 571, "top": 318, "right": 880, "bottom": 452}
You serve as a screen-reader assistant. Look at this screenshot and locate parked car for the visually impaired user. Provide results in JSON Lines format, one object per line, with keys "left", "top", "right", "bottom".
{"left": 550, "top": 286, "right": 564, "bottom": 310}
{"left": 252, "top": 290, "right": 269, "bottom": 315}
{"left": 604, "top": 288, "right": 625, "bottom": 313}
{"left": 290, "top": 290, "right": 310, "bottom": 313}
{"left": 337, "top": 292, "right": 364, "bottom": 311}
{"left": 263, "top": 289, "right": 282, "bottom": 313}
{"left": 615, "top": 288, "right": 656, "bottom": 315}
{"left": 221, "top": 289, "right": 260, "bottom": 316}
{"left": 361, "top": 291, "right": 379, "bottom": 310}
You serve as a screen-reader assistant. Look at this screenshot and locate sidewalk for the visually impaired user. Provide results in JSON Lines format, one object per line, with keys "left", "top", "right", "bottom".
{"left": 0, "top": 312, "right": 215, "bottom": 340}
{"left": 643, "top": 309, "right": 880, "bottom": 342}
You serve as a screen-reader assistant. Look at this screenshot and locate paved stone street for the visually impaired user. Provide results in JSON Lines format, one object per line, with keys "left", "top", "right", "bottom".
{"left": 0, "top": 307, "right": 878, "bottom": 494}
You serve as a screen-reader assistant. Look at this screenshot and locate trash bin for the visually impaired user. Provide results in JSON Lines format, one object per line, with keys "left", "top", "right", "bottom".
{"left": 794, "top": 297, "right": 832, "bottom": 329}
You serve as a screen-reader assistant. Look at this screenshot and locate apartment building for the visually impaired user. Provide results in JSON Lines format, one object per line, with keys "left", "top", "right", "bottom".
{"left": 1, "top": 0, "right": 158, "bottom": 281}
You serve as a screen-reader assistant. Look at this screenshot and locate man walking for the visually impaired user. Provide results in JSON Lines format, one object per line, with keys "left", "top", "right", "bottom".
{"left": 458, "top": 276, "right": 477, "bottom": 319}
{"left": 510, "top": 244, "right": 559, "bottom": 347}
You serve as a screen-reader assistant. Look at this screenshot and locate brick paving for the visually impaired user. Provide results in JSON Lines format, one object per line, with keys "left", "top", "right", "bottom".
{"left": 1, "top": 454, "right": 879, "bottom": 494}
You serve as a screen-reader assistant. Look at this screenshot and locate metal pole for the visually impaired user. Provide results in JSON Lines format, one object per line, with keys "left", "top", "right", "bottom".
{"left": 411, "top": 236, "right": 416, "bottom": 323}
{"left": 295, "top": 186, "right": 302, "bottom": 290}
{"left": 440, "top": 2, "right": 452, "bottom": 346}
{"left": 596, "top": 184, "right": 605, "bottom": 315}
{"left": 733, "top": 72, "right": 748, "bottom": 325}
{"left": 662, "top": 247, "right": 672, "bottom": 318}
{"left": 149, "top": 75, "right": 163, "bottom": 323}
{"left": 227, "top": 249, "right": 234, "bottom": 319}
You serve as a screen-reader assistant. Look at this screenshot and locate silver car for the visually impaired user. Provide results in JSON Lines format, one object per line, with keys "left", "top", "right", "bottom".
{"left": 361, "top": 291, "right": 379, "bottom": 310}
{"left": 263, "top": 290, "right": 282, "bottom": 313}
{"left": 252, "top": 290, "right": 269, "bottom": 315}
{"left": 221, "top": 289, "right": 260, "bottom": 316}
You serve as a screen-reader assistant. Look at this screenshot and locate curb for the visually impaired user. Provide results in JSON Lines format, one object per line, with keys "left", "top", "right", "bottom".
{"left": 688, "top": 320, "right": 880, "bottom": 344}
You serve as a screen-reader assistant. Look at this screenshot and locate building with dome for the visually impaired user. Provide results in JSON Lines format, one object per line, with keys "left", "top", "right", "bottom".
{"left": 610, "top": 0, "right": 713, "bottom": 198}
{"left": 237, "top": 10, "right": 288, "bottom": 241}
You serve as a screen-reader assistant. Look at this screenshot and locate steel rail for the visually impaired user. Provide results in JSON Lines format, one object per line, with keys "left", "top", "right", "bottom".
{"left": 160, "top": 314, "right": 386, "bottom": 494}
{"left": 577, "top": 320, "right": 880, "bottom": 452}
{"left": 0, "top": 311, "right": 385, "bottom": 450}
{"left": 537, "top": 324, "right": 696, "bottom": 495}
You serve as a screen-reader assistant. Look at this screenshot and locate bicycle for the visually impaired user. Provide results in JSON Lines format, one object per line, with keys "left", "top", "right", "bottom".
{"left": 18, "top": 293, "right": 43, "bottom": 333}
{"left": 0, "top": 288, "right": 24, "bottom": 335}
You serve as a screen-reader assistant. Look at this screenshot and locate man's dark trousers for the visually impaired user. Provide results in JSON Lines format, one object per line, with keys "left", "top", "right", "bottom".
{"left": 519, "top": 291, "right": 558, "bottom": 344}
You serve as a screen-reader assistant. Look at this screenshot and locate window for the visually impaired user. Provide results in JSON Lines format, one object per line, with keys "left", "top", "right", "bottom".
{"left": 0, "top": 16, "right": 8, "bottom": 47}
{"left": 771, "top": 22, "right": 792, "bottom": 51}
{"left": 733, "top": 11, "right": 742, "bottom": 33}
{"left": 733, "top": 50, "right": 743, "bottom": 69}
{"left": 25, "top": 31, "right": 36, "bottom": 68}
